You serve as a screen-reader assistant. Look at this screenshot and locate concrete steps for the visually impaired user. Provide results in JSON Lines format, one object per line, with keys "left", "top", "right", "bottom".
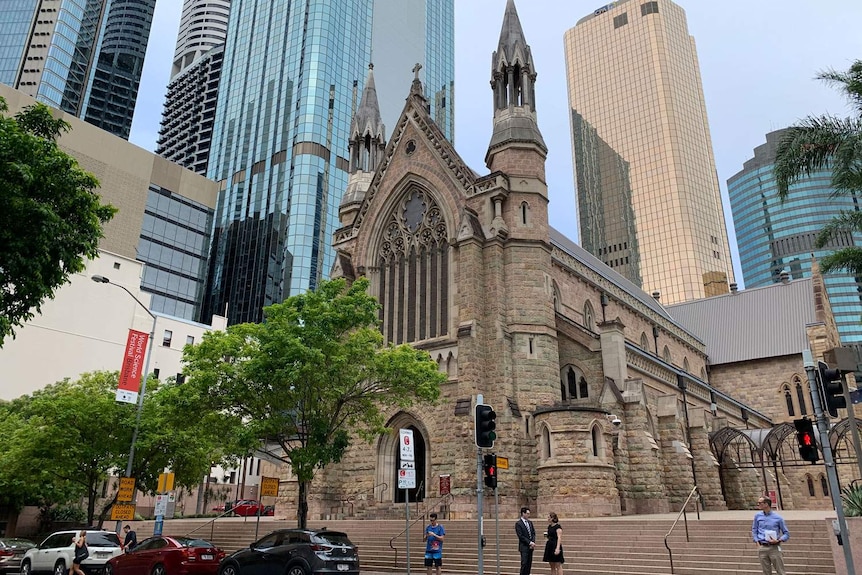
{"left": 134, "top": 516, "right": 835, "bottom": 575}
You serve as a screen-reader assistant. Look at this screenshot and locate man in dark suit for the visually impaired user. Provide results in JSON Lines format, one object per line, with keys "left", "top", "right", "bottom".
{"left": 515, "top": 507, "right": 536, "bottom": 575}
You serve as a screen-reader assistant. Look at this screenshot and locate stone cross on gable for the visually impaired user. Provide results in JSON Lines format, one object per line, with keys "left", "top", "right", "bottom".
{"left": 413, "top": 63, "right": 422, "bottom": 79}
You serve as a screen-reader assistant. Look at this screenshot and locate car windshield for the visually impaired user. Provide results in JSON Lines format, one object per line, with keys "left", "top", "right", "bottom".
{"left": 86, "top": 533, "right": 122, "bottom": 547}
{"left": 173, "top": 538, "right": 214, "bottom": 548}
{"left": 312, "top": 532, "right": 352, "bottom": 546}
{"left": 1, "top": 539, "right": 34, "bottom": 548}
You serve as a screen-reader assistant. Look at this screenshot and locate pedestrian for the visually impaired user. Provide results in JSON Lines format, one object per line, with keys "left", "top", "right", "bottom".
{"left": 423, "top": 512, "right": 445, "bottom": 575}
{"left": 543, "top": 512, "right": 564, "bottom": 575}
{"left": 123, "top": 524, "right": 137, "bottom": 553}
{"left": 751, "top": 496, "right": 789, "bottom": 575}
{"left": 71, "top": 531, "right": 88, "bottom": 575}
{"left": 515, "top": 507, "right": 536, "bottom": 575}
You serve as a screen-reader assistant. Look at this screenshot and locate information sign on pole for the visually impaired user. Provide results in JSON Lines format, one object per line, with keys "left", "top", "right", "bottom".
{"left": 260, "top": 476, "right": 280, "bottom": 497}
{"left": 440, "top": 474, "right": 451, "bottom": 495}
{"left": 398, "top": 468, "right": 416, "bottom": 489}
{"left": 117, "top": 477, "right": 136, "bottom": 502}
{"left": 110, "top": 504, "right": 136, "bottom": 521}
{"left": 399, "top": 429, "right": 415, "bottom": 462}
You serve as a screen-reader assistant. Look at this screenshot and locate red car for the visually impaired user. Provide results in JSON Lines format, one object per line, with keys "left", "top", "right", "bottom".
{"left": 106, "top": 536, "right": 224, "bottom": 575}
{"left": 230, "top": 500, "right": 262, "bottom": 517}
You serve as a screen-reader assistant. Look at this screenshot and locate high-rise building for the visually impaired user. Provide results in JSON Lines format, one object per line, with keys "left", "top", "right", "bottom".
{"left": 728, "top": 129, "right": 862, "bottom": 349}
{"left": 156, "top": 0, "right": 230, "bottom": 175}
{"left": 563, "top": 0, "right": 734, "bottom": 304}
{"left": 0, "top": 0, "right": 157, "bottom": 139}
{"left": 201, "top": 0, "right": 454, "bottom": 325}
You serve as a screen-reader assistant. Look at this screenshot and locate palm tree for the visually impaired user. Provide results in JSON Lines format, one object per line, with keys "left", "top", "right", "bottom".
{"left": 774, "top": 60, "right": 862, "bottom": 274}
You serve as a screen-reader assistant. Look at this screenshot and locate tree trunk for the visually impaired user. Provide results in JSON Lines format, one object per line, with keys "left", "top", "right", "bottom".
{"left": 87, "top": 484, "right": 97, "bottom": 527}
{"left": 298, "top": 480, "right": 309, "bottom": 528}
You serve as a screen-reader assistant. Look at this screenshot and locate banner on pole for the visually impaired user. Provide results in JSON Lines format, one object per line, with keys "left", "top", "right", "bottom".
{"left": 117, "top": 329, "right": 149, "bottom": 404}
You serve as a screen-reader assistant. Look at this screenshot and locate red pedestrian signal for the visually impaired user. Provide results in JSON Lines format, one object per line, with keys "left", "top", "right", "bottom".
{"left": 793, "top": 418, "right": 819, "bottom": 463}
{"left": 483, "top": 453, "right": 498, "bottom": 489}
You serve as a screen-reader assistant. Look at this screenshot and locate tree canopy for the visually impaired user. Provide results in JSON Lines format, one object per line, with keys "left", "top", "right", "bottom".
{"left": 774, "top": 60, "right": 862, "bottom": 274}
{"left": 0, "top": 97, "right": 116, "bottom": 345}
{"left": 0, "top": 371, "right": 249, "bottom": 526}
{"left": 183, "top": 277, "right": 445, "bottom": 527}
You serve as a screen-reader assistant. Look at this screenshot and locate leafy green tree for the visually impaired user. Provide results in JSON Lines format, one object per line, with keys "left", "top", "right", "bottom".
{"left": 0, "top": 371, "right": 249, "bottom": 526}
{"left": 183, "top": 277, "right": 445, "bottom": 528}
{"left": 0, "top": 97, "right": 116, "bottom": 345}
{"left": 775, "top": 60, "right": 862, "bottom": 274}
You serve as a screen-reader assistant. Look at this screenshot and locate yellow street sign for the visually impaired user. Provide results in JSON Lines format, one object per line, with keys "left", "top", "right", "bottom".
{"left": 117, "top": 477, "right": 136, "bottom": 502}
{"left": 495, "top": 456, "right": 509, "bottom": 470}
{"left": 111, "top": 504, "right": 136, "bottom": 521}
{"left": 260, "top": 476, "right": 279, "bottom": 497}
{"left": 157, "top": 472, "right": 175, "bottom": 493}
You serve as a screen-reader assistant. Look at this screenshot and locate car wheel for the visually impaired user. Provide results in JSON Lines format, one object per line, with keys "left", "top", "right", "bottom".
{"left": 106, "top": 564, "right": 113, "bottom": 575}
{"left": 286, "top": 565, "right": 307, "bottom": 575}
{"left": 219, "top": 563, "right": 240, "bottom": 575}
{"left": 21, "top": 560, "right": 32, "bottom": 575}
{"left": 151, "top": 564, "right": 165, "bottom": 575}
{"left": 54, "top": 561, "right": 66, "bottom": 575}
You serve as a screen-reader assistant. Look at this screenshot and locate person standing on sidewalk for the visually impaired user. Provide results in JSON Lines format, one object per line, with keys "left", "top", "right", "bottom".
{"left": 515, "top": 507, "right": 536, "bottom": 575}
{"left": 423, "top": 512, "right": 445, "bottom": 575}
{"left": 751, "top": 496, "right": 789, "bottom": 575}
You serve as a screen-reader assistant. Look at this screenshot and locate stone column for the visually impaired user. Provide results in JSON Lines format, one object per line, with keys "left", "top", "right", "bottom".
{"left": 657, "top": 395, "right": 695, "bottom": 510}
{"left": 688, "top": 409, "right": 726, "bottom": 510}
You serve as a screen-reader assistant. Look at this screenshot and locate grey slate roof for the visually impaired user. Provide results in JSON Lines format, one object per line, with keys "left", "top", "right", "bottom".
{"left": 351, "top": 64, "right": 384, "bottom": 140}
{"left": 549, "top": 227, "right": 675, "bottom": 323}
{"left": 495, "top": 0, "right": 531, "bottom": 66}
{"left": 666, "top": 278, "right": 815, "bottom": 365}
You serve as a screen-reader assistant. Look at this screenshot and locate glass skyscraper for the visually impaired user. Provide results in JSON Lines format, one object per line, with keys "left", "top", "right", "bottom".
{"left": 0, "top": 0, "right": 156, "bottom": 139}
{"left": 202, "top": 0, "right": 454, "bottom": 325}
{"left": 728, "top": 129, "right": 862, "bottom": 348}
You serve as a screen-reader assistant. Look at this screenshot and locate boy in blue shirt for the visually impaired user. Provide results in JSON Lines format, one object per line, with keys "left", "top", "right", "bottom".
{"left": 424, "top": 512, "right": 445, "bottom": 575}
{"left": 751, "top": 496, "right": 789, "bottom": 575}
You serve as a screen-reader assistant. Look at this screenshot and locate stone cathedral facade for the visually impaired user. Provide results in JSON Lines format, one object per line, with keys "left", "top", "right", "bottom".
{"left": 272, "top": 0, "right": 845, "bottom": 519}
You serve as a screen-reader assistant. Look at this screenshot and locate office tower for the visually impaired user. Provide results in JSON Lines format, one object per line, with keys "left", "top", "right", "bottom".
{"left": 728, "top": 129, "right": 862, "bottom": 349}
{"left": 157, "top": 0, "right": 231, "bottom": 175}
{"left": 201, "top": 0, "right": 455, "bottom": 325}
{"left": 1, "top": 0, "right": 156, "bottom": 139}
{"left": 564, "top": 0, "right": 734, "bottom": 304}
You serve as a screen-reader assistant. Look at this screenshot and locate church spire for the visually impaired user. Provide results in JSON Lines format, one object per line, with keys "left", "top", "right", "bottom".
{"left": 486, "top": 0, "right": 546, "bottom": 170}
{"left": 349, "top": 63, "right": 386, "bottom": 174}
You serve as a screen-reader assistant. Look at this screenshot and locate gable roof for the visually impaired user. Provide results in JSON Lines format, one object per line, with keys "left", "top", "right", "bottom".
{"left": 666, "top": 279, "right": 815, "bottom": 365}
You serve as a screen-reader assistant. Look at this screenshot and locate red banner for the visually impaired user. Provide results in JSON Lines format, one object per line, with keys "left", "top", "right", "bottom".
{"left": 117, "top": 329, "right": 149, "bottom": 404}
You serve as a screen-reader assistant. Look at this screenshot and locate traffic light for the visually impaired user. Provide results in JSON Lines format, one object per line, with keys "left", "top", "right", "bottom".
{"left": 483, "top": 453, "right": 498, "bottom": 489}
{"left": 818, "top": 360, "right": 847, "bottom": 418}
{"left": 475, "top": 404, "right": 497, "bottom": 448}
{"left": 793, "top": 418, "right": 819, "bottom": 463}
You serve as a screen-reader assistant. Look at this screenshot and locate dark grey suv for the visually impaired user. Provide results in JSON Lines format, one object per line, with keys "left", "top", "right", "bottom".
{"left": 218, "top": 529, "right": 358, "bottom": 575}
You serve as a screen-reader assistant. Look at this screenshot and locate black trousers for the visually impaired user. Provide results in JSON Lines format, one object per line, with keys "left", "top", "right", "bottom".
{"left": 519, "top": 547, "right": 533, "bottom": 575}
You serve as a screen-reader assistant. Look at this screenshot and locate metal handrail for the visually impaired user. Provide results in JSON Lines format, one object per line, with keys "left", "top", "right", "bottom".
{"left": 184, "top": 503, "right": 253, "bottom": 541}
{"left": 389, "top": 492, "right": 453, "bottom": 567}
{"left": 339, "top": 481, "right": 389, "bottom": 517}
{"left": 663, "top": 486, "right": 701, "bottom": 574}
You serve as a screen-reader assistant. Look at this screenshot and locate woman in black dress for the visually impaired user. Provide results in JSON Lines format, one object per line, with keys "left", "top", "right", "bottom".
{"left": 543, "top": 512, "right": 564, "bottom": 575}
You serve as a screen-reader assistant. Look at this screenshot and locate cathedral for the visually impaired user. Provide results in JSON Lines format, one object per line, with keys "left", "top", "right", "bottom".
{"left": 274, "top": 0, "right": 851, "bottom": 519}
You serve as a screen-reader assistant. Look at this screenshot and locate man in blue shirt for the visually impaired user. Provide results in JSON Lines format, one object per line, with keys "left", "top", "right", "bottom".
{"left": 424, "top": 512, "right": 445, "bottom": 575}
{"left": 751, "top": 496, "right": 789, "bottom": 575}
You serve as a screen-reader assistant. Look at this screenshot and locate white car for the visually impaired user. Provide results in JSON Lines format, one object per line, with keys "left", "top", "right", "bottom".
{"left": 21, "top": 531, "right": 122, "bottom": 575}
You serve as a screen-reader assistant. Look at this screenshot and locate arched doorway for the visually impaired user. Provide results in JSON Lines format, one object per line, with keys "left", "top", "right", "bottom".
{"left": 377, "top": 414, "right": 429, "bottom": 503}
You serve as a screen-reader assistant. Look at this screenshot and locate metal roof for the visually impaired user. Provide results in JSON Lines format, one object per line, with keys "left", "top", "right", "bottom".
{"left": 666, "top": 279, "right": 815, "bottom": 365}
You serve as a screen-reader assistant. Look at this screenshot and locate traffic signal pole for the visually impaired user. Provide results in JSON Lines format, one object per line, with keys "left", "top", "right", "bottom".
{"left": 804, "top": 350, "right": 856, "bottom": 575}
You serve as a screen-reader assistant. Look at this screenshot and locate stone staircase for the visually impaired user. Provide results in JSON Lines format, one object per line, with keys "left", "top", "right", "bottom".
{"left": 135, "top": 515, "right": 836, "bottom": 575}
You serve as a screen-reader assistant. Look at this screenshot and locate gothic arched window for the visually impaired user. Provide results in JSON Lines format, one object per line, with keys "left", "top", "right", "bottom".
{"left": 541, "top": 425, "right": 551, "bottom": 459}
{"left": 783, "top": 385, "right": 795, "bottom": 417}
{"left": 821, "top": 474, "right": 829, "bottom": 496}
{"left": 662, "top": 346, "right": 672, "bottom": 364}
{"left": 640, "top": 332, "right": 649, "bottom": 350}
{"left": 591, "top": 424, "right": 601, "bottom": 458}
{"left": 807, "top": 475, "right": 815, "bottom": 497}
{"left": 794, "top": 377, "right": 808, "bottom": 415}
{"left": 561, "top": 365, "right": 588, "bottom": 400}
{"left": 376, "top": 187, "right": 449, "bottom": 344}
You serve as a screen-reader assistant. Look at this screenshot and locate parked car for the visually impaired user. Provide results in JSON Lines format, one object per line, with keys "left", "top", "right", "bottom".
{"left": 262, "top": 506, "right": 275, "bottom": 517}
{"left": 0, "top": 538, "right": 35, "bottom": 574}
{"left": 218, "top": 529, "right": 358, "bottom": 575}
{"left": 106, "top": 536, "right": 224, "bottom": 575}
{"left": 21, "top": 530, "right": 122, "bottom": 575}
{"left": 230, "top": 500, "right": 262, "bottom": 517}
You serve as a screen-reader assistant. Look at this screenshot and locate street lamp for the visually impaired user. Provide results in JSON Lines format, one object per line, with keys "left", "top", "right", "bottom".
{"left": 91, "top": 274, "right": 156, "bottom": 529}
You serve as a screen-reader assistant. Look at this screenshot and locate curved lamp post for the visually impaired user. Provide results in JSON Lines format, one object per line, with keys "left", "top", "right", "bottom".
{"left": 91, "top": 274, "right": 156, "bottom": 530}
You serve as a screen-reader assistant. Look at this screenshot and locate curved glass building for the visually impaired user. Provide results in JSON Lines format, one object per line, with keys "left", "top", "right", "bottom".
{"left": 728, "top": 129, "right": 862, "bottom": 347}
{"left": 202, "top": 0, "right": 454, "bottom": 325}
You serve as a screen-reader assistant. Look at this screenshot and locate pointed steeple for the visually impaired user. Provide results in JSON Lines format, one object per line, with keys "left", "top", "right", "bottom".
{"left": 341, "top": 64, "right": 387, "bottom": 228}
{"left": 486, "top": 0, "right": 546, "bottom": 171}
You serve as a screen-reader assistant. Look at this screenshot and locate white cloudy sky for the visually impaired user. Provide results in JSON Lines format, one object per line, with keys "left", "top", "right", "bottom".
{"left": 129, "top": 0, "right": 862, "bottom": 286}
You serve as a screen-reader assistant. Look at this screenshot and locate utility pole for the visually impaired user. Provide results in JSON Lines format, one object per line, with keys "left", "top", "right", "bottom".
{"left": 804, "top": 349, "right": 856, "bottom": 575}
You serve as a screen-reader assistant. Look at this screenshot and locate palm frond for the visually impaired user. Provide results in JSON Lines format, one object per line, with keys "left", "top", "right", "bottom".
{"left": 816, "top": 60, "right": 862, "bottom": 115}
{"left": 774, "top": 116, "right": 858, "bottom": 199}
{"left": 819, "top": 246, "right": 862, "bottom": 276}
{"left": 815, "top": 211, "right": 862, "bottom": 248}
{"left": 843, "top": 484, "right": 862, "bottom": 517}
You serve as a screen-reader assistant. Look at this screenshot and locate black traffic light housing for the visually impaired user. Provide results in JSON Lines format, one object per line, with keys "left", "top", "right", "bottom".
{"left": 793, "top": 418, "right": 819, "bottom": 463}
{"left": 818, "top": 360, "right": 847, "bottom": 418}
{"left": 475, "top": 404, "right": 497, "bottom": 448}
{"left": 483, "top": 453, "right": 498, "bottom": 489}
